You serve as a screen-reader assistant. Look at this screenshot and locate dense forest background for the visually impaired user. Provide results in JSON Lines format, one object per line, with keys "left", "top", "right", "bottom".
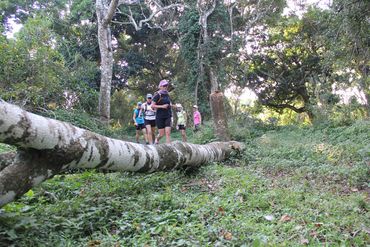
{"left": 0, "top": 0, "right": 368, "bottom": 125}
{"left": 0, "top": 0, "right": 369, "bottom": 245}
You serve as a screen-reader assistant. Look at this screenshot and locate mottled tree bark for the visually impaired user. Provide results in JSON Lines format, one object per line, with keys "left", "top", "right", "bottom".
{"left": 0, "top": 100, "right": 243, "bottom": 207}
{"left": 96, "top": 0, "right": 119, "bottom": 123}
{"left": 0, "top": 152, "right": 15, "bottom": 172}
{"left": 210, "top": 91, "right": 230, "bottom": 141}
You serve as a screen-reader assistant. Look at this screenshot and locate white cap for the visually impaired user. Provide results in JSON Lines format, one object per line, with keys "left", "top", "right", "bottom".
{"left": 176, "top": 103, "right": 182, "bottom": 108}
{"left": 193, "top": 105, "right": 198, "bottom": 108}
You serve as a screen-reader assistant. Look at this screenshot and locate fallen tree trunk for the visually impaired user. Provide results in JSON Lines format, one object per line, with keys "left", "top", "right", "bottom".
{"left": 0, "top": 100, "right": 243, "bottom": 207}
{"left": 0, "top": 152, "right": 15, "bottom": 172}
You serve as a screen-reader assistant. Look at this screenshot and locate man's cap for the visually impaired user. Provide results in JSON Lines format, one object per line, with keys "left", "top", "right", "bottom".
{"left": 193, "top": 105, "right": 198, "bottom": 108}
{"left": 176, "top": 103, "right": 182, "bottom": 108}
{"left": 137, "top": 101, "right": 142, "bottom": 105}
{"left": 158, "top": 79, "right": 169, "bottom": 87}
{"left": 146, "top": 93, "right": 153, "bottom": 99}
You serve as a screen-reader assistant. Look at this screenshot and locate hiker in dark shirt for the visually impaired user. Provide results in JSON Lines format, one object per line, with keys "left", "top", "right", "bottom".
{"left": 152, "top": 79, "right": 172, "bottom": 144}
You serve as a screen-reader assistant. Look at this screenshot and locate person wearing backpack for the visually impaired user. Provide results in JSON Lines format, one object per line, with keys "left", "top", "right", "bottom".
{"left": 132, "top": 102, "right": 149, "bottom": 144}
{"left": 152, "top": 79, "right": 172, "bottom": 144}
{"left": 141, "top": 93, "right": 156, "bottom": 144}
{"left": 176, "top": 103, "right": 187, "bottom": 142}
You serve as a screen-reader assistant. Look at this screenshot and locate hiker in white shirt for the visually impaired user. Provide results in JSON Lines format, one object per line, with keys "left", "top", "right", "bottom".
{"left": 141, "top": 93, "right": 156, "bottom": 144}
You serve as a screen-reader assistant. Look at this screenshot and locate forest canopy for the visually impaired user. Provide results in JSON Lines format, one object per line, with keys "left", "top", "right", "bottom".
{"left": 0, "top": 0, "right": 368, "bottom": 125}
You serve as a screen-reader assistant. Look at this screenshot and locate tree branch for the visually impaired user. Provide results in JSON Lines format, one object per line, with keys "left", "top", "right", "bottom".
{"left": 104, "top": 0, "right": 120, "bottom": 25}
{"left": 116, "top": 3, "right": 188, "bottom": 31}
{"left": 262, "top": 101, "right": 307, "bottom": 113}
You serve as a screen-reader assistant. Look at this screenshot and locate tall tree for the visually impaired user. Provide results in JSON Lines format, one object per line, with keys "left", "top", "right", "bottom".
{"left": 243, "top": 15, "right": 333, "bottom": 121}
{"left": 96, "top": 0, "right": 120, "bottom": 123}
{"left": 178, "top": 0, "right": 284, "bottom": 139}
{"left": 327, "top": 0, "right": 370, "bottom": 113}
{"left": 0, "top": 15, "right": 68, "bottom": 109}
{"left": 196, "top": 0, "right": 230, "bottom": 141}
{"left": 95, "top": 0, "right": 188, "bottom": 122}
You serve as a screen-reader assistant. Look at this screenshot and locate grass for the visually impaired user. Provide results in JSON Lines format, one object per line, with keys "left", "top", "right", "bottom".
{"left": 0, "top": 120, "right": 369, "bottom": 246}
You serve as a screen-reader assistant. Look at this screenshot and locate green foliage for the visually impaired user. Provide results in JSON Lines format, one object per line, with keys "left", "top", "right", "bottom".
{"left": 179, "top": 11, "right": 200, "bottom": 66}
{"left": 70, "top": 0, "right": 96, "bottom": 22}
{"left": 0, "top": 16, "right": 66, "bottom": 109}
{"left": 38, "top": 108, "right": 134, "bottom": 141}
{"left": 244, "top": 15, "right": 330, "bottom": 118}
{"left": 0, "top": 143, "right": 14, "bottom": 153}
{"left": 178, "top": 10, "right": 202, "bottom": 101}
{"left": 244, "top": 121, "right": 370, "bottom": 187}
{"left": 64, "top": 54, "right": 100, "bottom": 113}
{"left": 228, "top": 116, "right": 277, "bottom": 141}
{"left": 110, "top": 89, "right": 139, "bottom": 127}
{"left": 327, "top": 0, "right": 370, "bottom": 108}
{"left": 191, "top": 121, "right": 217, "bottom": 144}
{"left": 40, "top": 108, "right": 104, "bottom": 133}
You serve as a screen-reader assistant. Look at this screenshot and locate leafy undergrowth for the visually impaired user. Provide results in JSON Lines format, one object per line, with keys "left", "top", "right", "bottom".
{"left": 0, "top": 121, "right": 369, "bottom": 246}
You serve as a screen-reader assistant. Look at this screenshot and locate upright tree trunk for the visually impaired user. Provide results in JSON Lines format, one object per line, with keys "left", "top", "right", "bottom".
{"left": 358, "top": 65, "right": 370, "bottom": 117}
{"left": 0, "top": 100, "right": 243, "bottom": 207}
{"left": 96, "top": 0, "right": 119, "bottom": 123}
{"left": 209, "top": 68, "right": 230, "bottom": 141}
{"left": 97, "top": 23, "right": 113, "bottom": 123}
{"left": 228, "top": 2, "right": 236, "bottom": 51}
{"left": 195, "top": 37, "right": 204, "bottom": 106}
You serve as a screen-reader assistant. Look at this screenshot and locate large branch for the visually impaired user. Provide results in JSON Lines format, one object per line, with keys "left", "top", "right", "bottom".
{"left": 115, "top": 3, "right": 188, "bottom": 31}
{"left": 104, "top": 0, "right": 120, "bottom": 26}
{"left": 261, "top": 101, "right": 307, "bottom": 113}
{"left": 0, "top": 100, "right": 243, "bottom": 207}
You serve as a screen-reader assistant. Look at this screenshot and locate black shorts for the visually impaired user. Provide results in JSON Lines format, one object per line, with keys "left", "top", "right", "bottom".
{"left": 145, "top": 119, "right": 156, "bottom": 127}
{"left": 178, "top": 124, "right": 186, "bottom": 130}
{"left": 156, "top": 117, "right": 171, "bottom": 129}
{"left": 135, "top": 123, "right": 145, "bottom": 130}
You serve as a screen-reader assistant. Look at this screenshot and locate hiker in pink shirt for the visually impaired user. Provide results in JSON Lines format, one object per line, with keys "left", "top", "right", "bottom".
{"left": 193, "top": 105, "right": 202, "bottom": 131}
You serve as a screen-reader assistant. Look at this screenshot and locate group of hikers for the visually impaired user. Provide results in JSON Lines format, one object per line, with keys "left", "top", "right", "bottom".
{"left": 133, "top": 79, "right": 202, "bottom": 144}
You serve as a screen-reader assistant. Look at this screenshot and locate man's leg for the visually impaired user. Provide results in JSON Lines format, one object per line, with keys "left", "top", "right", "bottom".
{"left": 146, "top": 125, "right": 152, "bottom": 144}
{"left": 135, "top": 130, "right": 140, "bottom": 143}
{"left": 142, "top": 127, "right": 149, "bottom": 144}
{"left": 181, "top": 129, "right": 187, "bottom": 142}
{"left": 165, "top": 126, "right": 171, "bottom": 144}
{"left": 156, "top": 128, "right": 165, "bottom": 144}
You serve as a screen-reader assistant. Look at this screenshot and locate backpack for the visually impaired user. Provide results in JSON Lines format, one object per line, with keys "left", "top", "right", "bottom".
{"left": 153, "top": 92, "right": 163, "bottom": 104}
{"left": 135, "top": 108, "right": 142, "bottom": 118}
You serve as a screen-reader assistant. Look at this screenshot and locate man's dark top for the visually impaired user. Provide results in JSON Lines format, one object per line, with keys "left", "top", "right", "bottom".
{"left": 153, "top": 90, "right": 172, "bottom": 119}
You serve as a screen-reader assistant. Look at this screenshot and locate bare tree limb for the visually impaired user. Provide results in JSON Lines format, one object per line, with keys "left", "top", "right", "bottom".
{"left": 116, "top": 3, "right": 188, "bottom": 31}
{"left": 104, "top": 0, "right": 120, "bottom": 26}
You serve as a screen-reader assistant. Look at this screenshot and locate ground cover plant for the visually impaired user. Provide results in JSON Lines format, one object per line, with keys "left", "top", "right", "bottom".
{"left": 0, "top": 120, "right": 369, "bottom": 246}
